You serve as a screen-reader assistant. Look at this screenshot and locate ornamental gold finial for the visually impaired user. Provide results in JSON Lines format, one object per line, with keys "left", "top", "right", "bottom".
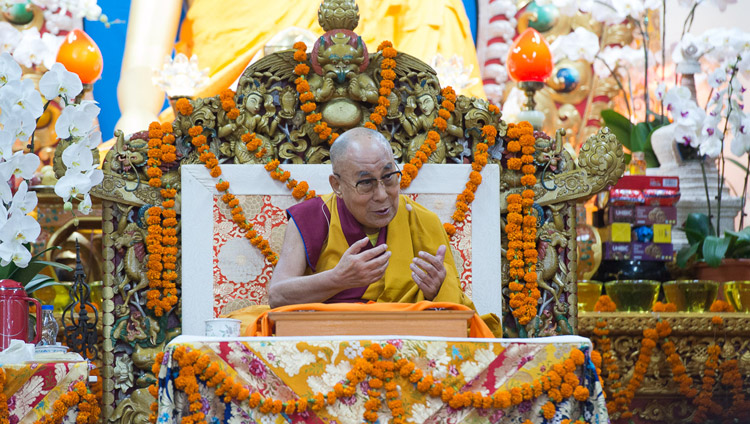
{"left": 318, "top": 0, "right": 360, "bottom": 32}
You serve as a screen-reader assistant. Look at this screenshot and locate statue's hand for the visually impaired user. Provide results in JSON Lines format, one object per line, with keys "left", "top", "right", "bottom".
{"left": 333, "top": 237, "right": 391, "bottom": 287}
{"left": 411, "top": 245, "right": 447, "bottom": 300}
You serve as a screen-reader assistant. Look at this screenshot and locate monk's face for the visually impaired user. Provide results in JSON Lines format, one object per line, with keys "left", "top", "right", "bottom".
{"left": 331, "top": 140, "right": 400, "bottom": 234}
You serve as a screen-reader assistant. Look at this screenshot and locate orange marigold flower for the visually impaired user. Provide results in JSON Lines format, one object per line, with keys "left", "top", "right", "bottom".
{"left": 175, "top": 98, "right": 193, "bottom": 115}
{"left": 293, "top": 49, "right": 307, "bottom": 62}
{"left": 507, "top": 141, "right": 521, "bottom": 152}
{"left": 294, "top": 63, "right": 310, "bottom": 76}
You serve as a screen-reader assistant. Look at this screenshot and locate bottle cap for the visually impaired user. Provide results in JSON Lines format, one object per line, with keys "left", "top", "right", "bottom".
{"left": 42, "top": 305, "right": 54, "bottom": 310}
{"left": 632, "top": 151, "right": 645, "bottom": 160}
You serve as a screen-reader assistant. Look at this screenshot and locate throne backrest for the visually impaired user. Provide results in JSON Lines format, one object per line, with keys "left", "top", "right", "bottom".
{"left": 181, "top": 163, "right": 501, "bottom": 336}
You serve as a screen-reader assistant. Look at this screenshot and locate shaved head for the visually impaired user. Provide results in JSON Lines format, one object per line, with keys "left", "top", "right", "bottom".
{"left": 330, "top": 128, "right": 393, "bottom": 174}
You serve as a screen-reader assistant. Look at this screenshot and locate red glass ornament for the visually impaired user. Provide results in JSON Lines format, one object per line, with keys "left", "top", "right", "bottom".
{"left": 506, "top": 28, "right": 553, "bottom": 83}
{"left": 56, "top": 29, "right": 103, "bottom": 84}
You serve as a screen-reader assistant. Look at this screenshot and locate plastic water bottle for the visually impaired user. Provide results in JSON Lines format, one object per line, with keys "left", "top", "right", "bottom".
{"left": 39, "top": 305, "right": 58, "bottom": 346}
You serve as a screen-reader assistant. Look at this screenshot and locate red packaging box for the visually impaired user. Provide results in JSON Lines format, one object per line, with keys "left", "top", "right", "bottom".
{"left": 609, "top": 175, "right": 680, "bottom": 206}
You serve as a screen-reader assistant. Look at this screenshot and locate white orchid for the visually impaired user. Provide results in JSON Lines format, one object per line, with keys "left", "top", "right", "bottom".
{"left": 55, "top": 100, "right": 100, "bottom": 140}
{"left": 7, "top": 181, "right": 37, "bottom": 217}
{"left": 0, "top": 239, "right": 32, "bottom": 268}
{"left": 54, "top": 167, "right": 102, "bottom": 203}
{"left": 0, "top": 130, "right": 13, "bottom": 161}
{"left": 0, "top": 52, "right": 21, "bottom": 86}
{"left": 78, "top": 193, "right": 92, "bottom": 214}
{"left": 61, "top": 140, "right": 95, "bottom": 174}
{"left": 0, "top": 22, "right": 21, "bottom": 55}
{"left": 0, "top": 78, "right": 43, "bottom": 119}
{"left": 0, "top": 212, "right": 40, "bottom": 245}
{"left": 39, "top": 62, "right": 82, "bottom": 103}
{"left": 42, "top": 9, "right": 75, "bottom": 35}
{"left": 549, "top": 27, "right": 600, "bottom": 63}
{"left": 0, "top": 150, "right": 40, "bottom": 181}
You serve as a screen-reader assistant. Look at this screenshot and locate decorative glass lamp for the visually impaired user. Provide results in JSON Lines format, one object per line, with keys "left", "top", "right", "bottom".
{"left": 56, "top": 29, "right": 104, "bottom": 86}
{"left": 506, "top": 28, "right": 553, "bottom": 129}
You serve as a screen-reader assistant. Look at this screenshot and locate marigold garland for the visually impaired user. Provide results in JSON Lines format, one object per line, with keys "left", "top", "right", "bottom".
{"left": 31, "top": 381, "right": 100, "bottom": 424}
{"left": 364, "top": 41, "right": 398, "bottom": 130}
{"left": 149, "top": 343, "right": 594, "bottom": 424}
{"left": 187, "top": 125, "right": 279, "bottom": 265}
{"left": 399, "top": 86, "right": 457, "bottom": 190}
{"left": 443, "top": 123, "right": 498, "bottom": 236}
{"left": 505, "top": 122, "right": 539, "bottom": 327}
{"left": 145, "top": 122, "right": 180, "bottom": 316}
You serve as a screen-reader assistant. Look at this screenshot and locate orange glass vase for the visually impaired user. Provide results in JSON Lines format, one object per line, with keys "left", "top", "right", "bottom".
{"left": 506, "top": 28, "right": 553, "bottom": 83}
{"left": 56, "top": 29, "right": 103, "bottom": 84}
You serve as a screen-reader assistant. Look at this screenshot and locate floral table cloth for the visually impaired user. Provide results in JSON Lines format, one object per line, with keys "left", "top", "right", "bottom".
{"left": 156, "top": 335, "right": 608, "bottom": 424}
{"left": 2, "top": 361, "right": 89, "bottom": 424}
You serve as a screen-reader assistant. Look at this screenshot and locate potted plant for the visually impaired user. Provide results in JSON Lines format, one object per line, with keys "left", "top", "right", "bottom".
{"left": 677, "top": 213, "right": 750, "bottom": 282}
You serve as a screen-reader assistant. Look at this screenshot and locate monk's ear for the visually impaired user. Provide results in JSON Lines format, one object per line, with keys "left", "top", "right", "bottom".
{"left": 329, "top": 174, "right": 342, "bottom": 197}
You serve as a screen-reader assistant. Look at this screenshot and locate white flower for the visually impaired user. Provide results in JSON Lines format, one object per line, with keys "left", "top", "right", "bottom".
{"left": 709, "top": 0, "right": 737, "bottom": 12}
{"left": 707, "top": 68, "right": 727, "bottom": 89}
{"left": 0, "top": 240, "right": 31, "bottom": 267}
{"left": 0, "top": 150, "right": 40, "bottom": 181}
{"left": 53, "top": 168, "right": 102, "bottom": 202}
{"left": 589, "top": 1, "right": 626, "bottom": 25}
{"left": 42, "top": 9, "right": 75, "bottom": 35}
{"left": 0, "top": 52, "right": 21, "bottom": 86}
{"left": 0, "top": 22, "right": 21, "bottom": 54}
{"left": 0, "top": 78, "right": 43, "bottom": 119}
{"left": 8, "top": 180, "right": 37, "bottom": 217}
{"left": 730, "top": 114, "right": 750, "bottom": 156}
{"left": 39, "top": 62, "right": 82, "bottom": 103}
{"left": 538, "top": 0, "right": 586, "bottom": 16}
{"left": 663, "top": 86, "right": 692, "bottom": 114}
{"left": 61, "top": 137, "right": 95, "bottom": 174}
{"left": 0, "top": 212, "right": 41, "bottom": 245}
{"left": 12, "top": 28, "right": 47, "bottom": 68}
{"left": 55, "top": 100, "right": 100, "bottom": 140}
{"left": 550, "top": 27, "right": 600, "bottom": 63}
{"left": 78, "top": 193, "right": 92, "bottom": 214}
{"left": 699, "top": 134, "right": 723, "bottom": 157}
{"left": 0, "top": 130, "right": 13, "bottom": 160}
{"left": 612, "top": 0, "right": 645, "bottom": 19}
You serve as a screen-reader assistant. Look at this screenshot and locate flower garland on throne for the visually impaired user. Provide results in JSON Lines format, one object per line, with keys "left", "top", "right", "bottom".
{"left": 218, "top": 82, "right": 280, "bottom": 163}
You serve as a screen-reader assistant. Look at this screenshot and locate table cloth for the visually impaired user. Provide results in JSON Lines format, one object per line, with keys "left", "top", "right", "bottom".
{"left": 2, "top": 361, "right": 89, "bottom": 423}
{"left": 155, "top": 335, "right": 608, "bottom": 424}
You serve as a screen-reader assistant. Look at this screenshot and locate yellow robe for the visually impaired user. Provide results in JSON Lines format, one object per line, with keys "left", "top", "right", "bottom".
{"left": 315, "top": 193, "right": 473, "bottom": 305}
{"left": 176, "top": 0, "right": 485, "bottom": 99}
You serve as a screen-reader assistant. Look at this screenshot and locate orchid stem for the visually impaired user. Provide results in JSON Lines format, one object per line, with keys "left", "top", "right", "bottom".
{"left": 701, "top": 159, "right": 713, "bottom": 230}
{"left": 595, "top": 56, "right": 632, "bottom": 118}
{"left": 740, "top": 155, "right": 750, "bottom": 229}
{"left": 716, "top": 59, "right": 741, "bottom": 234}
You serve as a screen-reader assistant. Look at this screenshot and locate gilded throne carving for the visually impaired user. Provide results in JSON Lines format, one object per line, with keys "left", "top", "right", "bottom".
{"left": 52, "top": 0, "right": 625, "bottom": 421}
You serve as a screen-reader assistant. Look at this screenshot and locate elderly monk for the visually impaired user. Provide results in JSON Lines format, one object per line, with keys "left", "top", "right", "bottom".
{"left": 268, "top": 127, "right": 474, "bottom": 309}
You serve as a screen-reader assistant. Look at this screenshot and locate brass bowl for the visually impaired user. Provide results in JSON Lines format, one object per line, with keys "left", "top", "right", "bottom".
{"left": 663, "top": 280, "right": 718, "bottom": 312}
{"left": 605, "top": 280, "right": 660, "bottom": 312}
{"left": 577, "top": 280, "right": 603, "bottom": 312}
{"left": 724, "top": 281, "right": 750, "bottom": 312}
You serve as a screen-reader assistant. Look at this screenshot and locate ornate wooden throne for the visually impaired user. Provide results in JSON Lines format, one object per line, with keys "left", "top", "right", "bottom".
{"left": 62, "top": 0, "right": 625, "bottom": 421}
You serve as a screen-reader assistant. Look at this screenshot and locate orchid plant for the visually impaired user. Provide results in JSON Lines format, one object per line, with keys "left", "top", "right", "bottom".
{"left": 0, "top": 51, "right": 102, "bottom": 289}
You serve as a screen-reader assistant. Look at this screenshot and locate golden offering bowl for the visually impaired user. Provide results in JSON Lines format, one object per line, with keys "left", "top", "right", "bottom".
{"left": 663, "top": 280, "right": 718, "bottom": 312}
{"left": 33, "top": 281, "right": 103, "bottom": 314}
{"left": 577, "top": 280, "right": 603, "bottom": 312}
{"left": 605, "top": 280, "right": 660, "bottom": 312}
{"left": 724, "top": 281, "right": 750, "bottom": 312}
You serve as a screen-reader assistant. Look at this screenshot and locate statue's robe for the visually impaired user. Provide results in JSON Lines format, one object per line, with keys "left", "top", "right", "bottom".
{"left": 175, "top": 0, "right": 485, "bottom": 99}
{"left": 232, "top": 193, "right": 499, "bottom": 337}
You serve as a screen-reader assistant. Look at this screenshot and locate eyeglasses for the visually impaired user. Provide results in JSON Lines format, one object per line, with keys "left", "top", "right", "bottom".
{"left": 335, "top": 170, "right": 402, "bottom": 195}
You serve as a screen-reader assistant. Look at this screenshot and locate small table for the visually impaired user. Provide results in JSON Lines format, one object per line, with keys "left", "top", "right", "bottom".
{"left": 269, "top": 310, "right": 476, "bottom": 337}
{"left": 2, "top": 361, "right": 89, "bottom": 423}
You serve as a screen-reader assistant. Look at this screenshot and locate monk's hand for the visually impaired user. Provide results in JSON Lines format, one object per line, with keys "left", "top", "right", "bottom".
{"left": 411, "top": 245, "right": 447, "bottom": 300}
{"left": 334, "top": 237, "right": 391, "bottom": 287}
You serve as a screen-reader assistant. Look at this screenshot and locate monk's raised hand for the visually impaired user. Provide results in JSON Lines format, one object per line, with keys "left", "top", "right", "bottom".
{"left": 411, "top": 244, "right": 447, "bottom": 300}
{"left": 334, "top": 237, "right": 391, "bottom": 287}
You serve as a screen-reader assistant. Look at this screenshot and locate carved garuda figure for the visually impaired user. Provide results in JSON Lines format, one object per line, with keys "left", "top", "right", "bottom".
{"left": 70, "top": 0, "right": 625, "bottom": 421}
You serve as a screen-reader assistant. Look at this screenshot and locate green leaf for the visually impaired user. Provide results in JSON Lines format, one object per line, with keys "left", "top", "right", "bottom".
{"left": 601, "top": 109, "right": 633, "bottom": 150}
{"left": 10, "top": 260, "right": 72, "bottom": 286}
{"left": 644, "top": 148, "right": 661, "bottom": 168}
{"left": 630, "top": 122, "right": 651, "bottom": 152}
{"left": 727, "top": 157, "right": 749, "bottom": 173}
{"left": 676, "top": 243, "right": 700, "bottom": 268}
{"left": 702, "top": 235, "right": 731, "bottom": 267}
{"left": 24, "top": 275, "right": 62, "bottom": 294}
{"left": 683, "top": 213, "right": 715, "bottom": 245}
